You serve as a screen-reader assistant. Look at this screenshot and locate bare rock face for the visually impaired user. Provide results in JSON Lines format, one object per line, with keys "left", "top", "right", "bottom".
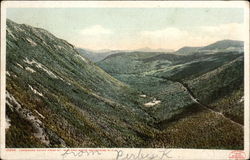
{"left": 6, "top": 91, "right": 50, "bottom": 146}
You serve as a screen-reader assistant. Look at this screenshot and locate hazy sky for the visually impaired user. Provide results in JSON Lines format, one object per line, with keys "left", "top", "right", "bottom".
{"left": 7, "top": 8, "right": 244, "bottom": 50}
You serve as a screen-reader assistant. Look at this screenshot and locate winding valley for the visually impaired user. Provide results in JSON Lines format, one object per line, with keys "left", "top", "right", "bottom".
{"left": 5, "top": 19, "right": 244, "bottom": 149}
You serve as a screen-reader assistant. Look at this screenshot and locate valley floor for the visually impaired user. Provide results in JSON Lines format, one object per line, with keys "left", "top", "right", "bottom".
{"left": 106, "top": 57, "right": 244, "bottom": 149}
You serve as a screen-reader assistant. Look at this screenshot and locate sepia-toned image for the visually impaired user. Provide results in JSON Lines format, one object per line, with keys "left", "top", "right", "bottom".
{"left": 1, "top": 1, "right": 249, "bottom": 160}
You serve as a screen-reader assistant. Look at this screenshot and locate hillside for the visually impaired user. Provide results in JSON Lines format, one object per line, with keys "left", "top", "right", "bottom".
{"left": 175, "top": 46, "right": 201, "bottom": 54}
{"left": 199, "top": 40, "right": 243, "bottom": 51}
{"left": 98, "top": 46, "right": 242, "bottom": 81}
{"left": 77, "top": 47, "right": 174, "bottom": 62}
{"left": 6, "top": 19, "right": 157, "bottom": 148}
{"left": 76, "top": 48, "right": 123, "bottom": 62}
{"left": 99, "top": 51, "right": 164, "bottom": 74}
{"left": 136, "top": 47, "right": 174, "bottom": 53}
{"left": 187, "top": 56, "right": 244, "bottom": 124}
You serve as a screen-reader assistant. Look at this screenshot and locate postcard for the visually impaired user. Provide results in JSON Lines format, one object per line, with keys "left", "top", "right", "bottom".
{"left": 0, "top": 1, "right": 249, "bottom": 160}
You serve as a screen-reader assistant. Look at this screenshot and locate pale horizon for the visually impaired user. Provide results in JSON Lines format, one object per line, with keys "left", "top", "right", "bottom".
{"left": 78, "top": 38, "right": 243, "bottom": 52}
{"left": 7, "top": 8, "right": 244, "bottom": 51}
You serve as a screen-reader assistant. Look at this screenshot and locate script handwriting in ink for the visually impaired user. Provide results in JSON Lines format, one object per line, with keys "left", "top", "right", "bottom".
{"left": 61, "top": 149, "right": 101, "bottom": 159}
{"left": 115, "top": 149, "right": 172, "bottom": 160}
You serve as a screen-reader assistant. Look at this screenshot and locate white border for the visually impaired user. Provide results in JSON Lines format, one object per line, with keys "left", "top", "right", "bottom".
{"left": 244, "top": 2, "right": 250, "bottom": 157}
{"left": 0, "top": 1, "right": 248, "bottom": 8}
{"left": 0, "top": 1, "right": 249, "bottom": 160}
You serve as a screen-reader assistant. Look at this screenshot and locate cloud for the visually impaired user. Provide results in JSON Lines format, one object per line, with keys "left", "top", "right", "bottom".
{"left": 139, "top": 27, "right": 193, "bottom": 49}
{"left": 80, "top": 25, "right": 112, "bottom": 36}
{"left": 199, "top": 23, "right": 244, "bottom": 40}
{"left": 139, "top": 23, "right": 244, "bottom": 50}
{"left": 141, "top": 27, "right": 189, "bottom": 40}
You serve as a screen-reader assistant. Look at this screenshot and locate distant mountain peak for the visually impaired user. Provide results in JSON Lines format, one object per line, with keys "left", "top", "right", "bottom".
{"left": 175, "top": 39, "right": 244, "bottom": 54}
{"left": 200, "top": 39, "right": 243, "bottom": 51}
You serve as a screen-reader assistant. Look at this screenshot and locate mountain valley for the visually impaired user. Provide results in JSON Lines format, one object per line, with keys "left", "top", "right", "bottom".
{"left": 5, "top": 19, "right": 244, "bottom": 149}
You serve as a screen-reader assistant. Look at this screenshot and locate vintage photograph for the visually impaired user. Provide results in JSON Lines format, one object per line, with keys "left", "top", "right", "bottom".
{"left": 1, "top": 1, "right": 249, "bottom": 160}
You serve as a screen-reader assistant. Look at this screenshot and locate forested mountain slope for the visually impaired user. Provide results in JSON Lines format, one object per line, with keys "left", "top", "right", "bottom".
{"left": 5, "top": 19, "right": 156, "bottom": 148}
